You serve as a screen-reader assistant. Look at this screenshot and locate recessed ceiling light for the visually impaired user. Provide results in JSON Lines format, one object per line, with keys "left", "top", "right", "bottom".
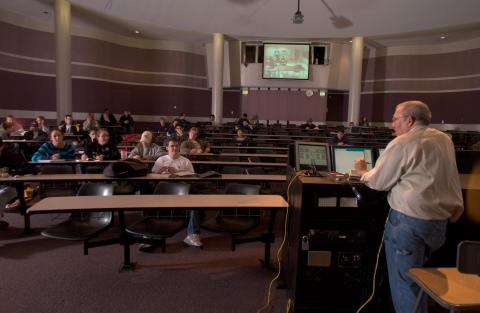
{"left": 349, "top": 40, "right": 352, "bottom": 43}
{"left": 134, "top": 30, "right": 140, "bottom": 34}
{"left": 440, "top": 36, "right": 447, "bottom": 39}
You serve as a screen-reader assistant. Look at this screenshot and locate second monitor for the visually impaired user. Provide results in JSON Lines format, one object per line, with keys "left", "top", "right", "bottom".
{"left": 332, "top": 146, "right": 375, "bottom": 174}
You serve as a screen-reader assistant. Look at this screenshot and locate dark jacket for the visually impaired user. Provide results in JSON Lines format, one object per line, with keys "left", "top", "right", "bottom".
{"left": 85, "top": 141, "right": 120, "bottom": 160}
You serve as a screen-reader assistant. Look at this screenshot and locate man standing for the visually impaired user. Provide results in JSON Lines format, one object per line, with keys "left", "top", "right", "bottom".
{"left": 354, "top": 100, "right": 463, "bottom": 313}
{"left": 152, "top": 139, "right": 202, "bottom": 248}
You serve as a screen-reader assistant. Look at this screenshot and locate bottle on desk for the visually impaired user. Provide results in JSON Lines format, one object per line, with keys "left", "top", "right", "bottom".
{"left": 120, "top": 148, "right": 128, "bottom": 160}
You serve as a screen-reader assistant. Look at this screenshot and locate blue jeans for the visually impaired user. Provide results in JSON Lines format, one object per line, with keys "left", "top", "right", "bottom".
{"left": 187, "top": 210, "right": 201, "bottom": 235}
{"left": 385, "top": 209, "right": 447, "bottom": 313}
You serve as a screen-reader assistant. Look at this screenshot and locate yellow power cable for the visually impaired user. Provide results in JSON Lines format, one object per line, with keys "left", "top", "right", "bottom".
{"left": 256, "top": 171, "right": 305, "bottom": 313}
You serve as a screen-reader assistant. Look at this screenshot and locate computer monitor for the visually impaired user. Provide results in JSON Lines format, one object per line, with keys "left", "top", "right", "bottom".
{"left": 332, "top": 146, "right": 375, "bottom": 174}
{"left": 295, "top": 141, "right": 331, "bottom": 172}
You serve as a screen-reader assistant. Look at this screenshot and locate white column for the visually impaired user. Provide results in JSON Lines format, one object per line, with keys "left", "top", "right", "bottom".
{"left": 55, "top": 0, "right": 72, "bottom": 122}
{"left": 347, "top": 36, "right": 364, "bottom": 125}
{"left": 212, "top": 33, "right": 224, "bottom": 125}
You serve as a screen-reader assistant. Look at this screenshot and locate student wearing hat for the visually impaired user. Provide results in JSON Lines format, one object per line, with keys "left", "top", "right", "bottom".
{"left": 128, "top": 131, "right": 163, "bottom": 160}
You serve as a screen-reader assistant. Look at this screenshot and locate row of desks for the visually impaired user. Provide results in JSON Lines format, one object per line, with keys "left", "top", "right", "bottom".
{"left": 27, "top": 194, "right": 288, "bottom": 271}
{"left": 1, "top": 173, "right": 287, "bottom": 233}
{"left": 1, "top": 173, "right": 288, "bottom": 271}
{"left": 30, "top": 159, "right": 288, "bottom": 168}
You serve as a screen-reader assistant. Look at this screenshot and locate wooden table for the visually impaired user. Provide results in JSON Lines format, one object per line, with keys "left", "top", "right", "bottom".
{"left": 28, "top": 194, "right": 289, "bottom": 271}
{"left": 407, "top": 267, "right": 480, "bottom": 312}
{"left": 0, "top": 173, "right": 286, "bottom": 233}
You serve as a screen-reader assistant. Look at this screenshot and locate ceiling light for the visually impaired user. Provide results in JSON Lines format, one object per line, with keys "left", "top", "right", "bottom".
{"left": 440, "top": 36, "right": 447, "bottom": 40}
{"left": 134, "top": 30, "right": 140, "bottom": 34}
{"left": 292, "top": 0, "right": 304, "bottom": 24}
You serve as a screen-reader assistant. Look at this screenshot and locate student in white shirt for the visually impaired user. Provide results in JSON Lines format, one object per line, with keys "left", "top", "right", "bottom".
{"left": 151, "top": 139, "right": 202, "bottom": 247}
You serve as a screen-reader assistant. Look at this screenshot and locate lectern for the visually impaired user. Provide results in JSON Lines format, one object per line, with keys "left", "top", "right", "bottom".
{"left": 285, "top": 175, "right": 390, "bottom": 313}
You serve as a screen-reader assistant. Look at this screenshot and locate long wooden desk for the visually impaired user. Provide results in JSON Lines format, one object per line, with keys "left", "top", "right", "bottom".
{"left": 28, "top": 195, "right": 289, "bottom": 271}
{"left": 0, "top": 173, "right": 286, "bottom": 233}
{"left": 210, "top": 145, "right": 288, "bottom": 151}
{"left": 30, "top": 159, "right": 287, "bottom": 168}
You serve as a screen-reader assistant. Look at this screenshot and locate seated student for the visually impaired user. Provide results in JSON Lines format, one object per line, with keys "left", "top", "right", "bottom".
{"left": 0, "top": 122, "right": 14, "bottom": 139}
{"left": 151, "top": 138, "right": 202, "bottom": 247}
{"left": 237, "top": 113, "right": 249, "bottom": 126}
{"left": 157, "top": 117, "right": 169, "bottom": 133}
{"left": 31, "top": 129, "right": 76, "bottom": 161}
{"left": 207, "top": 114, "right": 215, "bottom": 125}
{"left": 359, "top": 116, "right": 369, "bottom": 127}
{"left": 99, "top": 108, "right": 117, "bottom": 128}
{"left": 0, "top": 138, "right": 27, "bottom": 230}
{"left": 234, "top": 127, "right": 250, "bottom": 146}
{"left": 177, "top": 112, "right": 190, "bottom": 128}
{"left": 24, "top": 121, "right": 48, "bottom": 141}
{"left": 119, "top": 110, "right": 135, "bottom": 133}
{"left": 81, "top": 128, "right": 119, "bottom": 161}
{"left": 82, "top": 113, "right": 99, "bottom": 132}
{"left": 330, "top": 129, "right": 351, "bottom": 146}
{"left": 180, "top": 127, "right": 210, "bottom": 155}
{"left": 79, "top": 128, "right": 97, "bottom": 148}
{"left": 302, "top": 118, "right": 317, "bottom": 130}
{"left": 166, "top": 119, "right": 180, "bottom": 137}
{"left": 35, "top": 115, "right": 50, "bottom": 134}
{"left": 24, "top": 121, "right": 48, "bottom": 159}
{"left": 58, "top": 114, "right": 80, "bottom": 135}
{"left": 4, "top": 115, "right": 24, "bottom": 133}
{"left": 128, "top": 131, "right": 163, "bottom": 160}
{"left": 167, "top": 123, "right": 188, "bottom": 144}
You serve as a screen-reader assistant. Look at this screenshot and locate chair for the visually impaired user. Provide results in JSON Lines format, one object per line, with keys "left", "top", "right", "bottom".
{"left": 40, "top": 183, "right": 115, "bottom": 255}
{"left": 407, "top": 241, "right": 480, "bottom": 313}
{"left": 126, "top": 182, "right": 190, "bottom": 252}
{"left": 202, "top": 183, "right": 261, "bottom": 251}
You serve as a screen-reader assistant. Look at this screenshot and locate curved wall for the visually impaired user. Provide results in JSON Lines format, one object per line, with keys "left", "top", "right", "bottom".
{"left": 0, "top": 18, "right": 221, "bottom": 123}
{"left": 358, "top": 40, "right": 480, "bottom": 124}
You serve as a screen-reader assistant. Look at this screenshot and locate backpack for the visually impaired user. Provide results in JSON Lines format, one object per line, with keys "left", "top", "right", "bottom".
{"left": 103, "top": 159, "right": 149, "bottom": 178}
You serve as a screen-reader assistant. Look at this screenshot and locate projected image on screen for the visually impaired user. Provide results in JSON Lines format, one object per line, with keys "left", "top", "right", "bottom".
{"left": 296, "top": 143, "right": 330, "bottom": 171}
{"left": 263, "top": 43, "right": 310, "bottom": 80}
{"left": 333, "top": 147, "right": 374, "bottom": 174}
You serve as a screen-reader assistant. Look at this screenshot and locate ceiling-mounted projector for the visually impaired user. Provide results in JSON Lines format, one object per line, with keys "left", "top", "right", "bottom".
{"left": 292, "top": 0, "right": 304, "bottom": 24}
{"left": 293, "top": 10, "right": 304, "bottom": 24}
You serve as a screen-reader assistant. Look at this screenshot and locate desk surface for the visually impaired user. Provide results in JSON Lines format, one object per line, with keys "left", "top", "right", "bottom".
{"left": 29, "top": 159, "right": 288, "bottom": 167}
{"left": 27, "top": 194, "right": 288, "bottom": 214}
{"left": 0, "top": 173, "right": 286, "bottom": 183}
{"left": 407, "top": 267, "right": 480, "bottom": 308}
{"left": 210, "top": 145, "right": 288, "bottom": 151}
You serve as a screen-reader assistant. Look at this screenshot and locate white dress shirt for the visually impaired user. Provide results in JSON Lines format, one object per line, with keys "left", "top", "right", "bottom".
{"left": 361, "top": 125, "right": 463, "bottom": 222}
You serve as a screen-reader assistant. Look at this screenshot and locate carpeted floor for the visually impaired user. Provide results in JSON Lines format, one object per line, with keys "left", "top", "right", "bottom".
{"left": 1, "top": 212, "right": 290, "bottom": 313}
{"left": 1, "top": 212, "right": 455, "bottom": 313}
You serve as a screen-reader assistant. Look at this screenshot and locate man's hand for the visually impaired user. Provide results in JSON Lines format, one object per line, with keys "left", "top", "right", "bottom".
{"left": 154, "top": 166, "right": 177, "bottom": 174}
{"left": 51, "top": 153, "right": 61, "bottom": 160}
{"left": 354, "top": 157, "right": 368, "bottom": 176}
{"left": 81, "top": 154, "right": 88, "bottom": 161}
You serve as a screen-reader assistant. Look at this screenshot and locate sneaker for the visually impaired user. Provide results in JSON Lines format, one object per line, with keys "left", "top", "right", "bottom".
{"left": 184, "top": 234, "right": 203, "bottom": 248}
{"left": 139, "top": 243, "right": 157, "bottom": 253}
